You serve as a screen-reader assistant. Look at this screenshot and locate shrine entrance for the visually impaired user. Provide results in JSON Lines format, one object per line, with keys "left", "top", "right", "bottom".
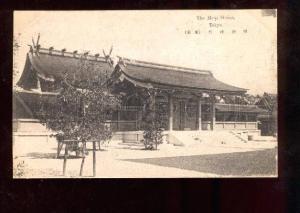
{"left": 173, "top": 100, "right": 184, "bottom": 130}
{"left": 173, "top": 99, "right": 198, "bottom": 131}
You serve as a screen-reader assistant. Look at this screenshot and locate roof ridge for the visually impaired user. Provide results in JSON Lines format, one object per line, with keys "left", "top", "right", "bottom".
{"left": 32, "top": 46, "right": 211, "bottom": 75}
{"left": 31, "top": 46, "right": 107, "bottom": 62}
{"left": 121, "top": 57, "right": 212, "bottom": 75}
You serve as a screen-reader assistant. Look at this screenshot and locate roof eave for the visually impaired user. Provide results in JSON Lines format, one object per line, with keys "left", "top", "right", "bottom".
{"left": 118, "top": 68, "right": 247, "bottom": 95}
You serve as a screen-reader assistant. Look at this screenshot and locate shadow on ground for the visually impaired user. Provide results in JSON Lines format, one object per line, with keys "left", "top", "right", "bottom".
{"left": 123, "top": 148, "right": 277, "bottom": 176}
{"left": 114, "top": 146, "right": 159, "bottom": 151}
{"left": 25, "top": 152, "right": 84, "bottom": 159}
{"left": 24, "top": 152, "right": 57, "bottom": 159}
{"left": 25, "top": 148, "right": 108, "bottom": 159}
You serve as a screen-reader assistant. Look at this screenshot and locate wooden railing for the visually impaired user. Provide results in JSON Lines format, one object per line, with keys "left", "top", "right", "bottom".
{"left": 104, "top": 120, "right": 140, "bottom": 131}
{"left": 117, "top": 106, "right": 144, "bottom": 111}
{"left": 202, "top": 121, "right": 258, "bottom": 130}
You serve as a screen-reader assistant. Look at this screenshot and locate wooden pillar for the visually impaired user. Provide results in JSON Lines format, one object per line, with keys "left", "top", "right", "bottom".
{"left": 210, "top": 95, "right": 216, "bottom": 131}
{"left": 198, "top": 98, "right": 202, "bottom": 131}
{"left": 117, "top": 110, "right": 120, "bottom": 131}
{"left": 137, "top": 110, "right": 142, "bottom": 130}
{"left": 150, "top": 91, "right": 156, "bottom": 110}
{"left": 135, "top": 110, "right": 138, "bottom": 130}
{"left": 168, "top": 94, "right": 173, "bottom": 131}
{"left": 36, "top": 77, "right": 41, "bottom": 91}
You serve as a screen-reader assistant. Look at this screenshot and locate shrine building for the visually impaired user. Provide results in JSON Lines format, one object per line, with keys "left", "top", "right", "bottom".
{"left": 13, "top": 46, "right": 267, "bottom": 143}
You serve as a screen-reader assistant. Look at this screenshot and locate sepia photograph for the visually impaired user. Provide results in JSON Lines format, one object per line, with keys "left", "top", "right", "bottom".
{"left": 13, "top": 10, "right": 277, "bottom": 178}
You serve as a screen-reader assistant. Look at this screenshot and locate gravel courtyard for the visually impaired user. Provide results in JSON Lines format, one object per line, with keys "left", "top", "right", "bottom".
{"left": 13, "top": 136, "right": 277, "bottom": 178}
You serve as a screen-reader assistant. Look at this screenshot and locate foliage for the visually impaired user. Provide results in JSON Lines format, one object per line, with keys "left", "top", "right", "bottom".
{"left": 37, "top": 57, "right": 120, "bottom": 148}
{"left": 141, "top": 91, "right": 165, "bottom": 150}
{"left": 13, "top": 157, "right": 27, "bottom": 178}
{"left": 220, "top": 94, "right": 262, "bottom": 105}
{"left": 243, "top": 94, "right": 262, "bottom": 105}
{"left": 13, "top": 34, "right": 21, "bottom": 80}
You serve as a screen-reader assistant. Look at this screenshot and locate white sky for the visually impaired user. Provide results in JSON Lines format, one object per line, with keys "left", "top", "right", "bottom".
{"left": 14, "top": 10, "right": 277, "bottom": 95}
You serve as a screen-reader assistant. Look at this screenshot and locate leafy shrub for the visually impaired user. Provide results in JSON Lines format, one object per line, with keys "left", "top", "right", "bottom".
{"left": 141, "top": 91, "right": 165, "bottom": 150}
{"left": 13, "top": 157, "right": 27, "bottom": 178}
{"left": 37, "top": 57, "right": 120, "bottom": 148}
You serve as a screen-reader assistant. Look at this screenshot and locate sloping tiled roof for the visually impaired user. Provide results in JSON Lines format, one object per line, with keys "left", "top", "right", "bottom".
{"left": 215, "top": 104, "right": 268, "bottom": 113}
{"left": 117, "top": 59, "right": 247, "bottom": 94}
{"left": 17, "top": 47, "right": 247, "bottom": 95}
{"left": 256, "top": 92, "right": 277, "bottom": 111}
{"left": 17, "top": 48, "right": 113, "bottom": 89}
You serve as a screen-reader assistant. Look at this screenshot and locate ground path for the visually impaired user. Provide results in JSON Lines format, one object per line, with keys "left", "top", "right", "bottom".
{"left": 13, "top": 137, "right": 277, "bottom": 178}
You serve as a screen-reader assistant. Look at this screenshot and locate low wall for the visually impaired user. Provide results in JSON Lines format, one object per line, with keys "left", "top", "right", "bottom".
{"left": 113, "top": 131, "right": 170, "bottom": 144}
{"left": 215, "top": 121, "right": 258, "bottom": 130}
{"left": 114, "top": 131, "right": 144, "bottom": 143}
{"left": 202, "top": 121, "right": 258, "bottom": 130}
{"left": 13, "top": 119, "right": 48, "bottom": 132}
{"left": 13, "top": 119, "right": 55, "bottom": 144}
{"left": 13, "top": 119, "right": 143, "bottom": 144}
{"left": 13, "top": 119, "right": 260, "bottom": 144}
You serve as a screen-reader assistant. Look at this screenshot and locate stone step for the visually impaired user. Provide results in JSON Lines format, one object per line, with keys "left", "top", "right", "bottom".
{"left": 168, "top": 130, "right": 250, "bottom": 146}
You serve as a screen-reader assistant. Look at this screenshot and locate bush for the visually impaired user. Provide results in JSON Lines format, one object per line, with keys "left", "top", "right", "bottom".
{"left": 143, "top": 127, "right": 163, "bottom": 150}
{"left": 37, "top": 70, "right": 120, "bottom": 149}
{"left": 13, "top": 157, "right": 27, "bottom": 178}
{"left": 141, "top": 92, "right": 165, "bottom": 150}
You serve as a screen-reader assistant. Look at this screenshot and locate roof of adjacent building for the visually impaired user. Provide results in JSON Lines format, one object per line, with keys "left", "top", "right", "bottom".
{"left": 17, "top": 46, "right": 247, "bottom": 94}
{"left": 215, "top": 103, "right": 268, "bottom": 113}
{"left": 17, "top": 48, "right": 113, "bottom": 90}
{"left": 117, "top": 58, "right": 247, "bottom": 94}
{"left": 256, "top": 92, "right": 277, "bottom": 111}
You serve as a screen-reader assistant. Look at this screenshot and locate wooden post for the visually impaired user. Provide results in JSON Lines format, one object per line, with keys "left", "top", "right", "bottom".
{"left": 79, "top": 157, "right": 85, "bottom": 176}
{"left": 57, "top": 141, "right": 62, "bottom": 158}
{"left": 79, "top": 142, "right": 86, "bottom": 176}
{"left": 117, "top": 110, "right": 120, "bottom": 131}
{"left": 198, "top": 98, "right": 202, "bottom": 131}
{"left": 210, "top": 95, "right": 216, "bottom": 131}
{"left": 62, "top": 143, "right": 68, "bottom": 176}
{"left": 135, "top": 110, "right": 138, "bottom": 130}
{"left": 36, "top": 77, "right": 41, "bottom": 91}
{"left": 150, "top": 90, "right": 156, "bottom": 110}
{"left": 93, "top": 141, "right": 96, "bottom": 177}
{"left": 137, "top": 110, "right": 141, "bottom": 130}
{"left": 168, "top": 94, "right": 173, "bottom": 131}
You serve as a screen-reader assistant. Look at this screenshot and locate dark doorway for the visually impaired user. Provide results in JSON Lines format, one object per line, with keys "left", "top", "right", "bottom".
{"left": 173, "top": 100, "right": 186, "bottom": 130}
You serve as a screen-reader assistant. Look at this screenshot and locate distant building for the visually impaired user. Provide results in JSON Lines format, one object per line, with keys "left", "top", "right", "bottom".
{"left": 256, "top": 93, "right": 277, "bottom": 136}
